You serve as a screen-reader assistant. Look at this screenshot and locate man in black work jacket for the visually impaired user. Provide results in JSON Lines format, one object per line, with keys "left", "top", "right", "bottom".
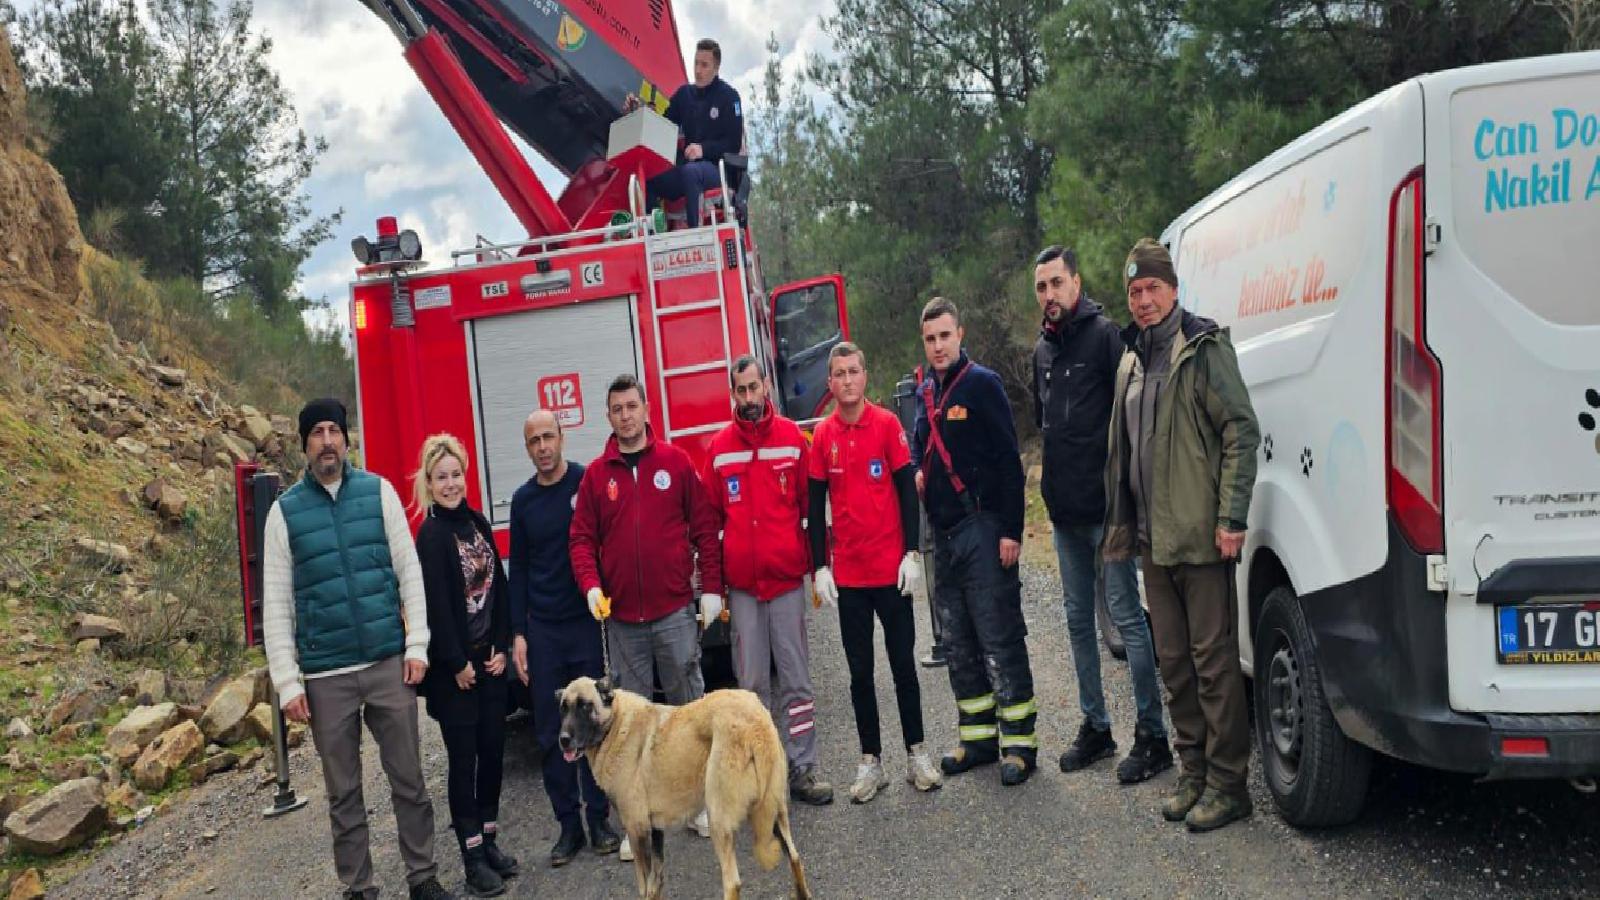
{"left": 1032, "top": 245, "right": 1173, "bottom": 784}
{"left": 645, "top": 38, "right": 743, "bottom": 228}
{"left": 911, "top": 297, "right": 1039, "bottom": 786}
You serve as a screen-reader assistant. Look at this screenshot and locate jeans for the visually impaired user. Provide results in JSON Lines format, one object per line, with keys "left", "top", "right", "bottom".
{"left": 1054, "top": 524, "right": 1165, "bottom": 737}
{"left": 646, "top": 161, "right": 721, "bottom": 227}
{"left": 528, "top": 616, "right": 609, "bottom": 830}
{"left": 439, "top": 668, "right": 507, "bottom": 844}
{"left": 606, "top": 603, "right": 704, "bottom": 704}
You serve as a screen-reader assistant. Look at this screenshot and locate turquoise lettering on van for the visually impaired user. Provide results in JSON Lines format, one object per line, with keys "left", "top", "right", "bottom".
{"left": 1553, "top": 108, "right": 1599, "bottom": 150}
{"left": 1484, "top": 160, "right": 1573, "bottom": 213}
{"left": 1474, "top": 117, "right": 1538, "bottom": 160}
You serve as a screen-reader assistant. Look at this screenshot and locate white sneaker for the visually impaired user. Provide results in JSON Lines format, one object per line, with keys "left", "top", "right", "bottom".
{"left": 849, "top": 755, "right": 889, "bottom": 804}
{"left": 619, "top": 835, "right": 633, "bottom": 862}
{"left": 907, "top": 743, "right": 943, "bottom": 792}
{"left": 689, "top": 809, "right": 710, "bottom": 838}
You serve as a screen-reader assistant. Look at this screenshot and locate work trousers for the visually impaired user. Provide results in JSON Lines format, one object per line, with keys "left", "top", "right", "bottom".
{"left": 731, "top": 586, "right": 818, "bottom": 770}
{"left": 932, "top": 513, "right": 1038, "bottom": 759}
{"left": 304, "top": 654, "right": 438, "bottom": 894}
{"left": 837, "top": 585, "right": 924, "bottom": 756}
{"left": 1055, "top": 524, "right": 1166, "bottom": 736}
{"left": 434, "top": 647, "right": 508, "bottom": 845}
{"left": 646, "top": 161, "right": 720, "bottom": 227}
{"left": 528, "top": 615, "right": 610, "bottom": 830}
{"left": 1140, "top": 556, "right": 1250, "bottom": 794}
{"left": 607, "top": 603, "right": 704, "bottom": 704}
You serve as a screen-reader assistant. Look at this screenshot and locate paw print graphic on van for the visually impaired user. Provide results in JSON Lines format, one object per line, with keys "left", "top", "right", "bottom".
{"left": 1300, "top": 447, "right": 1314, "bottom": 477}
{"left": 1582, "top": 388, "right": 1600, "bottom": 453}
{"left": 1262, "top": 434, "right": 1275, "bottom": 463}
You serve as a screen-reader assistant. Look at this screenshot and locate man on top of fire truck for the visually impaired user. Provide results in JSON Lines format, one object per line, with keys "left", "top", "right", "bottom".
{"left": 638, "top": 37, "right": 743, "bottom": 228}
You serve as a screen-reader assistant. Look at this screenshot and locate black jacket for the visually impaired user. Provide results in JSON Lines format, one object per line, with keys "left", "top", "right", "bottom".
{"left": 1032, "top": 298, "right": 1126, "bottom": 527}
{"left": 664, "top": 76, "right": 743, "bottom": 165}
{"left": 911, "top": 351, "right": 1026, "bottom": 540}
{"left": 415, "top": 502, "right": 510, "bottom": 723}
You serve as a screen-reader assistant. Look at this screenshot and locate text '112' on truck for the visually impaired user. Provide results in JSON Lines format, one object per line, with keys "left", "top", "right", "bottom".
{"left": 343, "top": 0, "right": 848, "bottom": 544}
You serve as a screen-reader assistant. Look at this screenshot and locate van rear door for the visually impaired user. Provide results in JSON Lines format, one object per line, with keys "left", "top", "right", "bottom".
{"left": 1424, "top": 52, "right": 1600, "bottom": 715}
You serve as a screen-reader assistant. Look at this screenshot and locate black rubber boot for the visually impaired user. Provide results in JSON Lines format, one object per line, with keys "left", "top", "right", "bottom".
{"left": 482, "top": 831, "right": 519, "bottom": 878}
{"left": 1000, "top": 750, "right": 1037, "bottom": 786}
{"left": 589, "top": 817, "right": 622, "bottom": 855}
{"left": 460, "top": 839, "right": 505, "bottom": 897}
{"left": 550, "top": 820, "right": 587, "bottom": 867}
{"left": 939, "top": 743, "right": 999, "bottom": 775}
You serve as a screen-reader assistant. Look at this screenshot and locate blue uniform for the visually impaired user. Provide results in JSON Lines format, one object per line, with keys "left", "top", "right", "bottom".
{"left": 508, "top": 462, "right": 609, "bottom": 831}
{"left": 646, "top": 76, "right": 744, "bottom": 226}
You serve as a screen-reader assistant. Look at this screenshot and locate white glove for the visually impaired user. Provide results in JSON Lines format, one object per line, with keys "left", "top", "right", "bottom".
{"left": 813, "top": 567, "right": 838, "bottom": 608}
{"left": 897, "top": 552, "right": 923, "bottom": 597}
{"left": 586, "top": 586, "right": 606, "bottom": 620}
{"left": 699, "top": 592, "right": 724, "bottom": 624}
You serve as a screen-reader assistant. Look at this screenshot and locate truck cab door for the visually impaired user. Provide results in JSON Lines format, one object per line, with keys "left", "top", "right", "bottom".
{"left": 769, "top": 275, "right": 848, "bottom": 422}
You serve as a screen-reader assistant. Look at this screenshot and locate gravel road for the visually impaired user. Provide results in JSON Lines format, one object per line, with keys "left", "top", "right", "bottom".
{"left": 62, "top": 564, "right": 1600, "bottom": 899}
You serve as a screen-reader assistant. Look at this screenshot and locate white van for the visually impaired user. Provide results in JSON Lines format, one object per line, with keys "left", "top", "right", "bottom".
{"left": 1161, "top": 50, "right": 1600, "bottom": 827}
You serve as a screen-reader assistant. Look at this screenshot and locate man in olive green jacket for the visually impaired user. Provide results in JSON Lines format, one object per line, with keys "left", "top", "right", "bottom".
{"left": 1102, "top": 238, "right": 1260, "bottom": 833}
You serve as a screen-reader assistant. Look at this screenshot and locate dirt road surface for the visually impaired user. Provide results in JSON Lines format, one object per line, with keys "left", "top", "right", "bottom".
{"left": 63, "top": 566, "right": 1600, "bottom": 898}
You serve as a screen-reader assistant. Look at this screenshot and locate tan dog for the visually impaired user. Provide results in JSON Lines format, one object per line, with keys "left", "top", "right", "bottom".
{"left": 557, "top": 676, "right": 811, "bottom": 900}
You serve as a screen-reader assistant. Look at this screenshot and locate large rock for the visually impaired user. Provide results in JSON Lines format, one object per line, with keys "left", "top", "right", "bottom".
{"left": 132, "top": 669, "right": 168, "bottom": 705}
{"left": 71, "top": 538, "right": 130, "bottom": 573}
{"left": 105, "top": 703, "right": 179, "bottom": 766}
{"left": 1, "top": 777, "right": 107, "bottom": 856}
{"left": 241, "top": 414, "right": 274, "bottom": 450}
{"left": 7, "top": 868, "right": 45, "bottom": 900}
{"left": 151, "top": 365, "right": 186, "bottom": 386}
{"left": 45, "top": 688, "right": 110, "bottom": 731}
{"left": 246, "top": 703, "right": 275, "bottom": 743}
{"left": 70, "top": 612, "right": 126, "bottom": 642}
{"left": 199, "top": 676, "right": 257, "bottom": 745}
{"left": 132, "top": 720, "right": 205, "bottom": 791}
{"left": 3, "top": 717, "right": 31, "bottom": 740}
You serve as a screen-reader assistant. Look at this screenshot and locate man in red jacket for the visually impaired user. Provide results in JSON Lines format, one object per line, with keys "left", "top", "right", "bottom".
{"left": 569, "top": 374, "right": 723, "bottom": 856}
{"left": 703, "top": 355, "right": 834, "bottom": 806}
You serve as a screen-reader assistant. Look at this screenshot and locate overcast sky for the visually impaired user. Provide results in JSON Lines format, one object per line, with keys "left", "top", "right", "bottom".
{"left": 247, "top": 0, "right": 834, "bottom": 332}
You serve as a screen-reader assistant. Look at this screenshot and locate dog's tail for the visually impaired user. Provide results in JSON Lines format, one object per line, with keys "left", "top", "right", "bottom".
{"left": 749, "top": 727, "right": 788, "bottom": 871}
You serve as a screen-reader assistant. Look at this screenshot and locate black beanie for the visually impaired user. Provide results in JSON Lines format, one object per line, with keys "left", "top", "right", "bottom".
{"left": 298, "top": 398, "right": 348, "bottom": 449}
{"left": 1124, "top": 237, "right": 1179, "bottom": 291}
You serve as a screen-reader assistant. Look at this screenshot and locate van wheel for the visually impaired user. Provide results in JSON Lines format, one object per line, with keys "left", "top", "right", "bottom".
{"left": 1253, "top": 585, "right": 1371, "bottom": 827}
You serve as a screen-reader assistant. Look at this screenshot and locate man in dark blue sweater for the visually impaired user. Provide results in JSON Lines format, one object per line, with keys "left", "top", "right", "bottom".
{"left": 910, "top": 297, "right": 1039, "bottom": 787}
{"left": 508, "top": 409, "right": 622, "bottom": 866}
{"left": 644, "top": 38, "right": 743, "bottom": 228}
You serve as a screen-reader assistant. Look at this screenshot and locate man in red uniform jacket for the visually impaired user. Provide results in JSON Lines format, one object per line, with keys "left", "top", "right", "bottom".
{"left": 702, "top": 355, "right": 833, "bottom": 806}
{"left": 569, "top": 373, "right": 723, "bottom": 707}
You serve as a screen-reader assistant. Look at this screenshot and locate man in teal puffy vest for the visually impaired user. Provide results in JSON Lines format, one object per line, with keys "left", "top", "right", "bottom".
{"left": 263, "top": 399, "right": 454, "bottom": 900}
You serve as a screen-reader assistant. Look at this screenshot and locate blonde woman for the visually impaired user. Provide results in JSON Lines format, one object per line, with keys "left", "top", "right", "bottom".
{"left": 412, "top": 435, "right": 517, "bottom": 897}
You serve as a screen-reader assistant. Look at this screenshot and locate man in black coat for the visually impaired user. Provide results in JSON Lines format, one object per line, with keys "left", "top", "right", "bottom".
{"left": 644, "top": 38, "right": 743, "bottom": 228}
{"left": 1031, "top": 245, "right": 1172, "bottom": 784}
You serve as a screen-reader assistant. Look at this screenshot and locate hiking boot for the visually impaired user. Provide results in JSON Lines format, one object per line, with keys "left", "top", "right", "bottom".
{"left": 1115, "top": 726, "right": 1174, "bottom": 784}
{"left": 689, "top": 809, "right": 710, "bottom": 837}
{"left": 618, "top": 835, "right": 634, "bottom": 862}
{"left": 409, "top": 875, "right": 458, "bottom": 900}
{"left": 460, "top": 842, "right": 505, "bottom": 897}
{"left": 906, "top": 744, "right": 943, "bottom": 792}
{"left": 482, "top": 831, "right": 519, "bottom": 878}
{"left": 1185, "top": 787, "right": 1254, "bottom": 833}
{"left": 939, "top": 743, "right": 998, "bottom": 776}
{"left": 849, "top": 754, "right": 890, "bottom": 803}
{"left": 790, "top": 765, "right": 835, "bottom": 805}
{"left": 589, "top": 818, "right": 622, "bottom": 855}
{"left": 999, "top": 752, "right": 1037, "bottom": 786}
{"left": 1161, "top": 775, "right": 1207, "bottom": 822}
{"left": 550, "top": 821, "right": 587, "bottom": 867}
{"left": 1058, "top": 720, "right": 1116, "bottom": 772}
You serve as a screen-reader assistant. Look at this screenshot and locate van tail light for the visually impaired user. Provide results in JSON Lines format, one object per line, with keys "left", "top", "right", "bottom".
{"left": 1500, "top": 737, "right": 1549, "bottom": 758}
{"left": 1385, "top": 169, "right": 1444, "bottom": 555}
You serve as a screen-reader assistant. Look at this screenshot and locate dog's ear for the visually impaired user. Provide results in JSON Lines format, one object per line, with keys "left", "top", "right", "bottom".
{"left": 554, "top": 689, "right": 565, "bottom": 708}
{"left": 595, "top": 676, "right": 615, "bottom": 705}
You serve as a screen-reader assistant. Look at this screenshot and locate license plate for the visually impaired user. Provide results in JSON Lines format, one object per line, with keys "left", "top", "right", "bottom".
{"left": 1497, "top": 602, "right": 1600, "bottom": 664}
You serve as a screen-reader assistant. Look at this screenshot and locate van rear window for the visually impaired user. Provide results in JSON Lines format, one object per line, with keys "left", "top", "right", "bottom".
{"left": 1449, "top": 71, "right": 1600, "bottom": 326}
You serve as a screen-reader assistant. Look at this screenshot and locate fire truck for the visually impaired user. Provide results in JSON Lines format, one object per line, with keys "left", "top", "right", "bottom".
{"left": 341, "top": 0, "right": 850, "bottom": 669}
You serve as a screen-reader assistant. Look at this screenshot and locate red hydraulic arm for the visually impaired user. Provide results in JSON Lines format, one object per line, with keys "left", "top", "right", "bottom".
{"left": 405, "top": 29, "right": 571, "bottom": 238}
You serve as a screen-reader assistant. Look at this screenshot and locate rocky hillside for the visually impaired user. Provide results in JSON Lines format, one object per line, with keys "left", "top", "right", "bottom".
{"left": 0, "top": 26, "right": 316, "bottom": 896}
